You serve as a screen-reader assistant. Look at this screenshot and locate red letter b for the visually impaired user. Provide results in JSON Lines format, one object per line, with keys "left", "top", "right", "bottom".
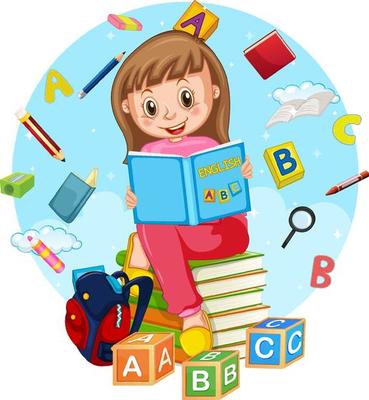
{"left": 311, "top": 255, "right": 335, "bottom": 288}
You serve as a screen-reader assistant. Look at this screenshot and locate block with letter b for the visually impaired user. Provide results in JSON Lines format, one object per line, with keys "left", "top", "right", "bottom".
{"left": 173, "top": 1, "right": 219, "bottom": 41}
{"left": 246, "top": 317, "right": 305, "bottom": 368}
{"left": 183, "top": 351, "right": 239, "bottom": 399}
{"left": 112, "top": 332, "right": 174, "bottom": 385}
{"left": 264, "top": 141, "right": 304, "bottom": 189}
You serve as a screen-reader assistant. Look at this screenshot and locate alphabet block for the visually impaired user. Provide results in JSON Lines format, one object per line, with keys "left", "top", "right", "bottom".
{"left": 246, "top": 317, "right": 305, "bottom": 369}
{"left": 217, "top": 189, "right": 230, "bottom": 203}
{"left": 183, "top": 351, "right": 239, "bottom": 399}
{"left": 228, "top": 181, "right": 242, "bottom": 196}
{"left": 204, "top": 189, "right": 216, "bottom": 202}
{"left": 264, "top": 141, "right": 304, "bottom": 189}
{"left": 173, "top": 1, "right": 219, "bottom": 41}
{"left": 112, "top": 332, "right": 175, "bottom": 385}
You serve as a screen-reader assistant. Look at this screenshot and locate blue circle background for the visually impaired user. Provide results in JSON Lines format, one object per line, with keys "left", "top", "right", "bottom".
{"left": 12, "top": 2, "right": 357, "bottom": 315}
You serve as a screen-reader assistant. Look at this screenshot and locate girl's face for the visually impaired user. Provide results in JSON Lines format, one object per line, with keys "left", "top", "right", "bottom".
{"left": 122, "top": 61, "right": 220, "bottom": 140}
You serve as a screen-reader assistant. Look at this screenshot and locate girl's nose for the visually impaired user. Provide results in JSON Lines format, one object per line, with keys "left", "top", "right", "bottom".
{"left": 163, "top": 104, "right": 177, "bottom": 120}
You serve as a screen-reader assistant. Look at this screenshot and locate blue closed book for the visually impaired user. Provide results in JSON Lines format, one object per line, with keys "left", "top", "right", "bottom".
{"left": 49, "top": 170, "right": 97, "bottom": 223}
{"left": 128, "top": 140, "right": 251, "bottom": 225}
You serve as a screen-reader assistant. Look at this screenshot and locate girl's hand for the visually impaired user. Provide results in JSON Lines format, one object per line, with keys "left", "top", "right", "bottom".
{"left": 241, "top": 156, "right": 253, "bottom": 179}
{"left": 126, "top": 186, "right": 138, "bottom": 209}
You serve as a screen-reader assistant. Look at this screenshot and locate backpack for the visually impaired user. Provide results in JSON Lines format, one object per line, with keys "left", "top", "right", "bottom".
{"left": 65, "top": 266, "right": 153, "bottom": 366}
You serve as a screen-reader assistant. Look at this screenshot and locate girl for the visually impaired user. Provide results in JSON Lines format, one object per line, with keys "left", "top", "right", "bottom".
{"left": 111, "top": 31, "right": 252, "bottom": 356}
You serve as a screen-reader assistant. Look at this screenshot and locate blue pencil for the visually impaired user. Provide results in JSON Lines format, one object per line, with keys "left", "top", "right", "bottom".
{"left": 78, "top": 52, "right": 125, "bottom": 99}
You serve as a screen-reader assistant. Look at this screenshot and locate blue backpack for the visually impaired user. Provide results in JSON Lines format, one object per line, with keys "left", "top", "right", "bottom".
{"left": 65, "top": 266, "right": 153, "bottom": 366}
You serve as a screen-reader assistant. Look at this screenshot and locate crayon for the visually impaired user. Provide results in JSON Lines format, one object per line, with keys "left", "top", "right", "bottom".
{"left": 78, "top": 52, "right": 125, "bottom": 99}
{"left": 15, "top": 108, "right": 65, "bottom": 162}
{"left": 326, "top": 170, "right": 369, "bottom": 195}
{"left": 28, "top": 236, "right": 65, "bottom": 273}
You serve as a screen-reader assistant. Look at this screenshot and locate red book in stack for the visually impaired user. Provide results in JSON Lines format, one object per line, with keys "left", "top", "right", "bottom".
{"left": 244, "top": 30, "right": 296, "bottom": 80}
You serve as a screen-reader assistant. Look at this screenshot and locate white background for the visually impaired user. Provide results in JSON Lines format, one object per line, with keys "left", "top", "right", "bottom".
{"left": 1, "top": 1, "right": 368, "bottom": 398}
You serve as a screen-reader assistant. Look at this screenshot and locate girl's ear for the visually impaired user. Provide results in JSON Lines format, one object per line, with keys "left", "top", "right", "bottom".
{"left": 212, "top": 85, "right": 220, "bottom": 99}
{"left": 122, "top": 99, "right": 130, "bottom": 114}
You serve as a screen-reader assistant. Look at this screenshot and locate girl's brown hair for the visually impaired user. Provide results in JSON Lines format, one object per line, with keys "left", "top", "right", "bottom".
{"left": 111, "top": 31, "right": 231, "bottom": 163}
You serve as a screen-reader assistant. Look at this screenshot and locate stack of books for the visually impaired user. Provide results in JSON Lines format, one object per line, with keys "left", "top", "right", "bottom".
{"left": 116, "top": 250, "right": 269, "bottom": 363}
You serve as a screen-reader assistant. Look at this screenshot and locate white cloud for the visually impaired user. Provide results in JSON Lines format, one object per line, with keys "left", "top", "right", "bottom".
{"left": 11, "top": 225, "right": 82, "bottom": 254}
{"left": 272, "top": 81, "right": 340, "bottom": 104}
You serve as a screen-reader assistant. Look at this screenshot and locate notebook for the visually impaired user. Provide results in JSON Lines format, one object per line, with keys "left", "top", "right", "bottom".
{"left": 49, "top": 169, "right": 98, "bottom": 223}
{"left": 128, "top": 140, "right": 251, "bottom": 225}
{"left": 244, "top": 30, "right": 296, "bottom": 80}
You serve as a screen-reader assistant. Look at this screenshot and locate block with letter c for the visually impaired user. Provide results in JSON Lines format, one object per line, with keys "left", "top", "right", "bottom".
{"left": 246, "top": 317, "right": 305, "bottom": 368}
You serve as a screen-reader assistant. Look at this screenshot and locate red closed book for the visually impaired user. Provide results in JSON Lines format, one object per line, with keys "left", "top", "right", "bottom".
{"left": 244, "top": 30, "right": 296, "bottom": 80}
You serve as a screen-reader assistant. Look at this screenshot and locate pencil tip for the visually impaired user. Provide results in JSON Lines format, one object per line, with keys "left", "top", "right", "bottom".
{"left": 61, "top": 159, "right": 66, "bottom": 162}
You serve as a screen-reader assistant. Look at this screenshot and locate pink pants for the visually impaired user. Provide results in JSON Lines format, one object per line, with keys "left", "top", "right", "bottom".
{"left": 137, "top": 214, "right": 249, "bottom": 316}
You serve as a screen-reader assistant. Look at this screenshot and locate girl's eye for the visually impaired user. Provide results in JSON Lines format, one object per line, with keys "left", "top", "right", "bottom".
{"left": 143, "top": 98, "right": 158, "bottom": 118}
{"left": 179, "top": 88, "right": 194, "bottom": 109}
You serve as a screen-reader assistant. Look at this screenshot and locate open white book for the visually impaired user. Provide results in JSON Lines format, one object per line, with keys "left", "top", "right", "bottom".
{"left": 266, "top": 90, "right": 335, "bottom": 128}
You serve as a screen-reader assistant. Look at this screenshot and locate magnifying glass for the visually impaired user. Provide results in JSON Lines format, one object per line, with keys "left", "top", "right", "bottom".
{"left": 282, "top": 206, "right": 316, "bottom": 249}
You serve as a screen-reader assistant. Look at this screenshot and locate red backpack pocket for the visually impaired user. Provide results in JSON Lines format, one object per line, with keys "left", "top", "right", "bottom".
{"left": 65, "top": 299, "right": 89, "bottom": 350}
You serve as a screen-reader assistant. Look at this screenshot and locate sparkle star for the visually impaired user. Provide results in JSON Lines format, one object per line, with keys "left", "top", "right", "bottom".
{"left": 229, "top": 62, "right": 234, "bottom": 67}
{"left": 106, "top": 31, "right": 115, "bottom": 40}
{"left": 160, "top": 21, "right": 165, "bottom": 27}
{"left": 25, "top": 132, "right": 33, "bottom": 140}
{"left": 332, "top": 111, "right": 338, "bottom": 116}
{"left": 249, "top": 209, "right": 260, "bottom": 218}
{"left": 245, "top": 32, "right": 253, "bottom": 40}
{"left": 107, "top": 172, "right": 115, "bottom": 181}
{"left": 91, "top": 128, "right": 96, "bottom": 133}
{"left": 259, "top": 169, "right": 265, "bottom": 175}
{"left": 266, "top": 240, "right": 271, "bottom": 246}
{"left": 30, "top": 166, "right": 35, "bottom": 172}
{"left": 261, "top": 131, "right": 270, "bottom": 141}
{"left": 333, "top": 229, "right": 342, "bottom": 239}
{"left": 313, "top": 149, "right": 322, "bottom": 159}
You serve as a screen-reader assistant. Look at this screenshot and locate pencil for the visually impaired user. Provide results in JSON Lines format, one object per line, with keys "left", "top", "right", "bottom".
{"left": 15, "top": 108, "right": 65, "bottom": 162}
{"left": 28, "top": 235, "right": 65, "bottom": 273}
{"left": 78, "top": 52, "right": 125, "bottom": 99}
{"left": 326, "top": 170, "right": 369, "bottom": 195}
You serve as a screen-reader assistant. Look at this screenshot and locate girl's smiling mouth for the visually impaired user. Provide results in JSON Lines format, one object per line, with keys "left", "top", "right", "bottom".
{"left": 162, "top": 119, "right": 187, "bottom": 135}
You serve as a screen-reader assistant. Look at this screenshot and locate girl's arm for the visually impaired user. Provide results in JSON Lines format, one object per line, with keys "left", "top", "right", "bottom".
{"left": 241, "top": 156, "right": 253, "bottom": 179}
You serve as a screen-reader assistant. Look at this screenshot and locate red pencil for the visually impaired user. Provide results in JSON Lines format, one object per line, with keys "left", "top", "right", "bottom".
{"left": 326, "top": 170, "right": 369, "bottom": 195}
{"left": 15, "top": 108, "right": 65, "bottom": 162}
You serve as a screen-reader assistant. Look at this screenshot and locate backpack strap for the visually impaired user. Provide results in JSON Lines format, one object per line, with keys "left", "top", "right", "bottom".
{"left": 122, "top": 276, "right": 153, "bottom": 334}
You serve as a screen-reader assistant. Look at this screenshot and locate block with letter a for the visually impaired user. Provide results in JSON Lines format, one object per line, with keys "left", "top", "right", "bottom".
{"left": 112, "top": 332, "right": 175, "bottom": 385}
{"left": 173, "top": 1, "right": 219, "bottom": 41}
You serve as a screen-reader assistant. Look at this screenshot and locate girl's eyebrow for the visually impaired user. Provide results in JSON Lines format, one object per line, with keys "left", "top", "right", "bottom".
{"left": 177, "top": 78, "right": 190, "bottom": 85}
{"left": 141, "top": 88, "right": 153, "bottom": 97}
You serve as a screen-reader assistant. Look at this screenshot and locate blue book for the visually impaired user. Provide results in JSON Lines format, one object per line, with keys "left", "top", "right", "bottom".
{"left": 128, "top": 140, "right": 251, "bottom": 225}
{"left": 49, "top": 169, "right": 98, "bottom": 223}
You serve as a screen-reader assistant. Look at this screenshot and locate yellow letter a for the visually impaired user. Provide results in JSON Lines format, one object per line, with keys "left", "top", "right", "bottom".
{"left": 45, "top": 69, "right": 74, "bottom": 103}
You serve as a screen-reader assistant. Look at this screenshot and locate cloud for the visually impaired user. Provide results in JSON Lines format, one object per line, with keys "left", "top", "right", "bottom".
{"left": 11, "top": 225, "right": 82, "bottom": 254}
{"left": 272, "top": 81, "right": 340, "bottom": 104}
